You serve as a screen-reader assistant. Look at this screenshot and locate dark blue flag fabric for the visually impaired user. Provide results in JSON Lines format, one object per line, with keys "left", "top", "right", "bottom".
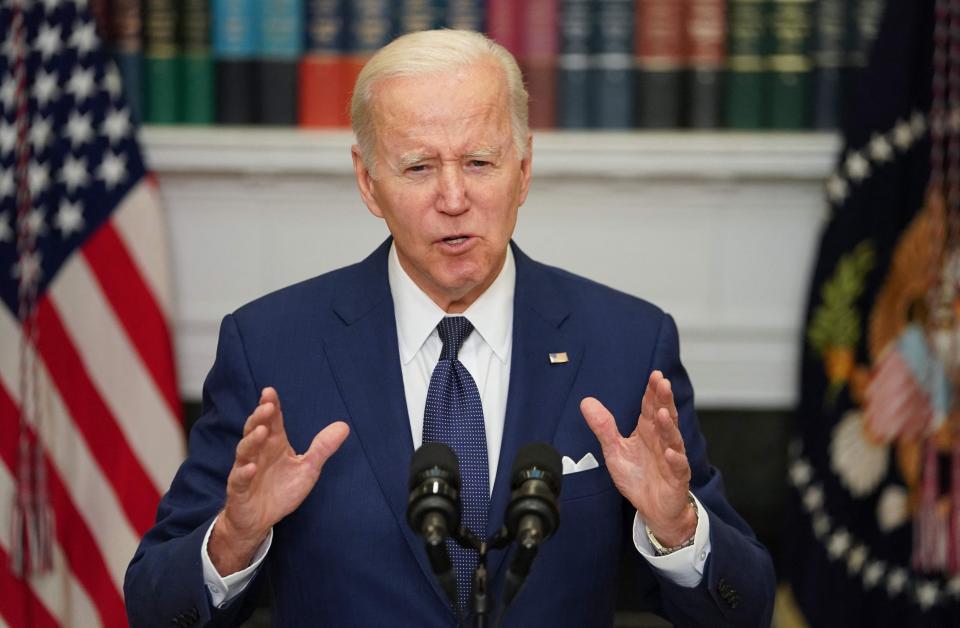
{"left": 786, "top": 0, "right": 960, "bottom": 625}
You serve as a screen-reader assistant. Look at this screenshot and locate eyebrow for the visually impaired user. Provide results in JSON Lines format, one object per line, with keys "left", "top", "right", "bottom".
{"left": 465, "top": 146, "right": 501, "bottom": 161}
{"left": 396, "top": 146, "right": 503, "bottom": 171}
{"left": 397, "top": 152, "right": 431, "bottom": 170}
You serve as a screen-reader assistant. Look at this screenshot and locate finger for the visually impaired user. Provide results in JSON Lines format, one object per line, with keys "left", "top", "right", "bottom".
{"left": 580, "top": 397, "right": 623, "bottom": 453}
{"left": 260, "top": 386, "right": 281, "bottom": 412}
{"left": 235, "top": 424, "right": 268, "bottom": 464}
{"left": 654, "top": 377, "right": 679, "bottom": 423}
{"left": 640, "top": 371, "right": 661, "bottom": 421}
{"left": 243, "top": 400, "right": 282, "bottom": 437}
{"left": 655, "top": 407, "right": 685, "bottom": 455}
{"left": 227, "top": 461, "right": 257, "bottom": 494}
{"left": 663, "top": 448, "right": 692, "bottom": 484}
{"left": 303, "top": 421, "right": 351, "bottom": 470}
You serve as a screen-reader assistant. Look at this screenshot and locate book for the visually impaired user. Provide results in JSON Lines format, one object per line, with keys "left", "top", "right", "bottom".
{"left": 447, "top": 0, "right": 485, "bottom": 31}
{"left": 592, "top": 0, "right": 634, "bottom": 128}
{"left": 396, "top": 0, "right": 447, "bottom": 34}
{"left": 110, "top": 0, "right": 145, "bottom": 125}
{"left": 301, "top": 0, "right": 349, "bottom": 127}
{"left": 635, "top": 0, "right": 683, "bottom": 128}
{"left": 180, "top": 0, "right": 215, "bottom": 124}
{"left": 258, "top": 0, "right": 304, "bottom": 126}
{"left": 487, "top": 0, "right": 522, "bottom": 58}
{"left": 766, "top": 0, "right": 814, "bottom": 129}
{"left": 521, "top": 0, "right": 559, "bottom": 129}
{"left": 212, "top": 0, "right": 259, "bottom": 124}
{"left": 686, "top": 0, "right": 726, "bottom": 129}
{"left": 144, "top": 0, "right": 180, "bottom": 124}
{"left": 725, "top": 0, "right": 766, "bottom": 129}
{"left": 557, "top": 0, "right": 591, "bottom": 128}
{"left": 811, "top": 0, "right": 845, "bottom": 129}
{"left": 344, "top": 0, "right": 395, "bottom": 125}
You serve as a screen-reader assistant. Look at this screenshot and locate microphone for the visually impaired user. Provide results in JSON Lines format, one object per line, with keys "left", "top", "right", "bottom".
{"left": 502, "top": 442, "right": 562, "bottom": 608}
{"left": 407, "top": 442, "right": 461, "bottom": 609}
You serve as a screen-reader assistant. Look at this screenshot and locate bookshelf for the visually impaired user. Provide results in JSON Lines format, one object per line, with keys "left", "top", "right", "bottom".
{"left": 142, "top": 128, "right": 839, "bottom": 409}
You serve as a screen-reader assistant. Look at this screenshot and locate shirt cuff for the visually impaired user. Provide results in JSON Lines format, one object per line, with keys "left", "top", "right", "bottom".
{"left": 632, "top": 494, "right": 711, "bottom": 588}
{"left": 201, "top": 516, "right": 273, "bottom": 608}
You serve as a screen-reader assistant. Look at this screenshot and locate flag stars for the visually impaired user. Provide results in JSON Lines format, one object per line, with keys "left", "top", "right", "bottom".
{"left": 66, "top": 111, "right": 94, "bottom": 148}
{"left": 789, "top": 459, "right": 812, "bottom": 487}
{"left": 66, "top": 66, "right": 97, "bottom": 103}
{"left": 846, "top": 544, "right": 867, "bottom": 574}
{"left": 34, "top": 23, "right": 62, "bottom": 60}
{"left": 102, "top": 107, "right": 131, "bottom": 143}
{"left": 862, "top": 560, "right": 886, "bottom": 589}
{"left": 812, "top": 512, "right": 832, "bottom": 539}
{"left": 916, "top": 581, "right": 939, "bottom": 610}
{"left": 1, "top": 76, "right": 18, "bottom": 111}
{"left": 30, "top": 116, "right": 53, "bottom": 152}
{"left": 33, "top": 69, "right": 60, "bottom": 108}
{"left": 69, "top": 20, "right": 99, "bottom": 56}
{"left": 886, "top": 568, "right": 908, "bottom": 596}
{"left": 55, "top": 200, "right": 84, "bottom": 238}
{"left": 909, "top": 111, "right": 927, "bottom": 136}
{"left": 60, "top": 154, "right": 89, "bottom": 192}
{"left": 97, "top": 151, "right": 127, "bottom": 189}
{"left": 102, "top": 64, "right": 123, "bottom": 99}
{"left": 28, "top": 161, "right": 50, "bottom": 195}
{"left": 827, "top": 528, "right": 851, "bottom": 559}
{"left": 802, "top": 484, "right": 823, "bottom": 512}
{"left": 0, "top": 169, "right": 13, "bottom": 199}
{"left": 845, "top": 151, "right": 870, "bottom": 181}
{"left": 868, "top": 133, "right": 893, "bottom": 163}
{"left": 13, "top": 250, "right": 43, "bottom": 287}
{"left": 25, "top": 207, "right": 47, "bottom": 239}
{"left": 41, "top": 0, "right": 64, "bottom": 13}
{"left": 892, "top": 119, "right": 913, "bottom": 150}
{"left": 826, "top": 175, "right": 849, "bottom": 204}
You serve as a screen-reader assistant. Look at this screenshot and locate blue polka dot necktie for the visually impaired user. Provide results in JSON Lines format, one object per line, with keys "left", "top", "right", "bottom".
{"left": 422, "top": 316, "right": 489, "bottom": 611}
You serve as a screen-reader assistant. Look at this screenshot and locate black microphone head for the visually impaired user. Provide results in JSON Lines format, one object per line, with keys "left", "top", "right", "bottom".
{"left": 409, "top": 442, "right": 461, "bottom": 490}
{"left": 510, "top": 442, "right": 562, "bottom": 496}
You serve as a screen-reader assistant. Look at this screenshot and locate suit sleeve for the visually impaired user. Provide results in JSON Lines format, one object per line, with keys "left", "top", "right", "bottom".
{"left": 124, "top": 314, "right": 264, "bottom": 628}
{"left": 647, "top": 314, "right": 776, "bottom": 628}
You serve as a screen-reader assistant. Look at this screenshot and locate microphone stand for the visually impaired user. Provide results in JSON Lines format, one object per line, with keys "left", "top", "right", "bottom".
{"left": 454, "top": 526, "right": 511, "bottom": 628}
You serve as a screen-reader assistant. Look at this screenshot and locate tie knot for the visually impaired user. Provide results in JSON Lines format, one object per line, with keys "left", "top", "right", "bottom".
{"left": 437, "top": 316, "right": 474, "bottom": 361}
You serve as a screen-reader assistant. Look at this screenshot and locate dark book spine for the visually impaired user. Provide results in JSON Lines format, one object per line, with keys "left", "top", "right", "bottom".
{"left": 300, "top": 0, "right": 349, "bottom": 127}
{"left": 447, "top": 0, "right": 485, "bottom": 31}
{"left": 397, "top": 0, "right": 447, "bottom": 34}
{"left": 144, "top": 0, "right": 180, "bottom": 124}
{"left": 557, "top": 0, "right": 591, "bottom": 128}
{"left": 635, "top": 0, "right": 683, "bottom": 128}
{"left": 213, "top": 0, "right": 259, "bottom": 124}
{"left": 180, "top": 0, "right": 215, "bottom": 124}
{"left": 591, "top": 0, "right": 634, "bottom": 128}
{"left": 686, "top": 0, "right": 727, "bottom": 129}
{"left": 110, "top": 0, "right": 145, "bottom": 125}
{"left": 345, "top": 0, "right": 395, "bottom": 112}
{"left": 811, "top": 0, "right": 845, "bottom": 129}
{"left": 725, "top": 0, "right": 766, "bottom": 129}
{"left": 766, "top": 0, "right": 814, "bottom": 129}
{"left": 842, "top": 0, "right": 885, "bottom": 112}
{"left": 258, "top": 0, "right": 304, "bottom": 126}
{"left": 521, "top": 0, "right": 559, "bottom": 129}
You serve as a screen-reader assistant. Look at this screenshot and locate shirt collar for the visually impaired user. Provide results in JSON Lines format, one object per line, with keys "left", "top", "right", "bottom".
{"left": 388, "top": 243, "right": 515, "bottom": 365}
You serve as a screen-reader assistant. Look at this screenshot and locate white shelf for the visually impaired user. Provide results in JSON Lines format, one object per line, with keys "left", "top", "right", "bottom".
{"left": 140, "top": 127, "right": 840, "bottom": 181}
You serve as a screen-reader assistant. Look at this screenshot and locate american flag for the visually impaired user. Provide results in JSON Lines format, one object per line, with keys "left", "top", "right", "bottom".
{"left": 0, "top": 1, "right": 183, "bottom": 626}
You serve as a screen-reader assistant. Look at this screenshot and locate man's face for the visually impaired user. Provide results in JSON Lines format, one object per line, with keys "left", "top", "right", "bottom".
{"left": 352, "top": 61, "right": 532, "bottom": 313}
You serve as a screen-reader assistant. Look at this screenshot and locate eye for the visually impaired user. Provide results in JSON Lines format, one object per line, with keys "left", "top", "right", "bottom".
{"left": 468, "top": 160, "right": 490, "bottom": 168}
{"left": 405, "top": 164, "right": 428, "bottom": 174}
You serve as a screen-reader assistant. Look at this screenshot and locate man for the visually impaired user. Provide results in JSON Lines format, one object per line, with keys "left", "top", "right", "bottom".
{"left": 125, "top": 30, "right": 775, "bottom": 627}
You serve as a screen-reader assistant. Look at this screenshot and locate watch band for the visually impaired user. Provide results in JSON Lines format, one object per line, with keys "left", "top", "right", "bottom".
{"left": 645, "top": 493, "right": 698, "bottom": 556}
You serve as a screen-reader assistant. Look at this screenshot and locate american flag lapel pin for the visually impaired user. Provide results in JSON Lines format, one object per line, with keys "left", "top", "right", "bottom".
{"left": 548, "top": 352, "right": 569, "bottom": 364}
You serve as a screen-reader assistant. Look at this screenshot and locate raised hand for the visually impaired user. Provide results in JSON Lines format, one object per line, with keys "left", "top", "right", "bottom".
{"left": 208, "top": 387, "right": 350, "bottom": 575}
{"left": 580, "top": 370, "right": 697, "bottom": 547}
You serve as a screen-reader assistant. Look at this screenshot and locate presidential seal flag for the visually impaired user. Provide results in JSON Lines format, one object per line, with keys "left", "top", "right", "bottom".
{"left": 0, "top": 1, "right": 183, "bottom": 626}
{"left": 786, "top": 0, "right": 960, "bottom": 625}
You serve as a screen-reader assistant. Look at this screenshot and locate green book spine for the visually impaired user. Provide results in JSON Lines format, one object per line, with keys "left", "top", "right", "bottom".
{"left": 144, "top": 0, "right": 180, "bottom": 124}
{"left": 180, "top": 0, "right": 215, "bottom": 124}
{"left": 766, "top": 0, "right": 814, "bottom": 129}
{"left": 725, "top": 0, "right": 767, "bottom": 129}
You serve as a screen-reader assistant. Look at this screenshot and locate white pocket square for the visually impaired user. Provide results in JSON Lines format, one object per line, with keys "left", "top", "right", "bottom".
{"left": 561, "top": 453, "right": 599, "bottom": 475}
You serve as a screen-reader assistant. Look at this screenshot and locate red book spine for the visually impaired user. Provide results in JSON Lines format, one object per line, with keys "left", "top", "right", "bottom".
{"left": 486, "top": 0, "right": 522, "bottom": 56}
{"left": 521, "top": 0, "right": 558, "bottom": 129}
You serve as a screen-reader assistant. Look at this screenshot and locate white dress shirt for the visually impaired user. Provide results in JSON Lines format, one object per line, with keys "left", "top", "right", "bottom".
{"left": 201, "top": 244, "right": 711, "bottom": 606}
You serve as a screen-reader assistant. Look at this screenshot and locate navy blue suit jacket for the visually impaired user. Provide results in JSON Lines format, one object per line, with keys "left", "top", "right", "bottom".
{"left": 125, "top": 240, "right": 775, "bottom": 627}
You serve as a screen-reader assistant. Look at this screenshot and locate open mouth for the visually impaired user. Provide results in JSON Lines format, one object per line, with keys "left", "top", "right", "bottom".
{"left": 442, "top": 236, "right": 469, "bottom": 245}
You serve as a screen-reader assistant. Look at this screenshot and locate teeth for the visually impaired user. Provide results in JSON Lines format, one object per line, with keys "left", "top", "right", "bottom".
{"left": 444, "top": 237, "right": 467, "bottom": 244}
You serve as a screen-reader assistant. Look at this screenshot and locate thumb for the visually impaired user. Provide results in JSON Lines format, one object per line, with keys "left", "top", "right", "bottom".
{"left": 580, "top": 397, "right": 622, "bottom": 454}
{"left": 304, "top": 421, "right": 350, "bottom": 471}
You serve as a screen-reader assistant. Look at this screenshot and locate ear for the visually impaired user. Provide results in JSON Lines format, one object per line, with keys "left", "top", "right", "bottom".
{"left": 516, "top": 133, "right": 533, "bottom": 207}
{"left": 352, "top": 145, "right": 384, "bottom": 218}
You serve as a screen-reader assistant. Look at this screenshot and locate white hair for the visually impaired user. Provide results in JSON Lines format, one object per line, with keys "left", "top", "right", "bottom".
{"left": 350, "top": 29, "right": 529, "bottom": 171}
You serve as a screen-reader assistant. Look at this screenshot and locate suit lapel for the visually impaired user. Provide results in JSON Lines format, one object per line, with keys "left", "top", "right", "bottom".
{"left": 322, "top": 240, "right": 454, "bottom": 614}
{"left": 485, "top": 244, "right": 584, "bottom": 581}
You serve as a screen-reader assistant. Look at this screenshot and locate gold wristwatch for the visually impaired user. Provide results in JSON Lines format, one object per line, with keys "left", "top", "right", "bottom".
{"left": 645, "top": 493, "right": 698, "bottom": 556}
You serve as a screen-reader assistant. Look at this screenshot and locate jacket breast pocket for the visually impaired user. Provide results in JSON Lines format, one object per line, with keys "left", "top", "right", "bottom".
{"left": 559, "top": 466, "right": 615, "bottom": 502}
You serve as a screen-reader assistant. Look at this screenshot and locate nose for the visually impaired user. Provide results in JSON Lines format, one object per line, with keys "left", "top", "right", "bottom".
{"left": 436, "top": 164, "right": 468, "bottom": 215}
